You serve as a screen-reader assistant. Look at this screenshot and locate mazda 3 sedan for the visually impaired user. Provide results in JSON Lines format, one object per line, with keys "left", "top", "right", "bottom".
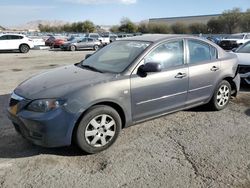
{"left": 7, "top": 34, "right": 240, "bottom": 153}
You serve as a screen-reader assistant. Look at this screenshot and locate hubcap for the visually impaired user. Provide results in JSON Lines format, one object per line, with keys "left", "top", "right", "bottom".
{"left": 216, "top": 85, "right": 230, "bottom": 107}
{"left": 85, "top": 114, "right": 116, "bottom": 147}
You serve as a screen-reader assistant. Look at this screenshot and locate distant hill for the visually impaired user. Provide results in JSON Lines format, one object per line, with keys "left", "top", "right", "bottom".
{"left": 0, "top": 25, "right": 5, "bottom": 30}
{"left": 11, "top": 20, "right": 69, "bottom": 31}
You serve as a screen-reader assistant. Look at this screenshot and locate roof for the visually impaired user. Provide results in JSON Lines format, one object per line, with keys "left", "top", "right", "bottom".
{"left": 120, "top": 34, "right": 193, "bottom": 43}
{"left": 0, "top": 33, "right": 25, "bottom": 37}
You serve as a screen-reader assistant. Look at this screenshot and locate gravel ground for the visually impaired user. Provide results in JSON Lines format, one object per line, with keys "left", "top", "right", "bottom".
{"left": 0, "top": 50, "right": 249, "bottom": 188}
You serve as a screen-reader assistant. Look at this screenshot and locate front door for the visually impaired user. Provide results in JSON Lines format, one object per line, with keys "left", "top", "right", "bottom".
{"left": 131, "top": 40, "right": 188, "bottom": 122}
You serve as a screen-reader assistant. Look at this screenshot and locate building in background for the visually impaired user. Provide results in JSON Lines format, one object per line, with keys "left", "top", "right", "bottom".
{"left": 149, "top": 14, "right": 221, "bottom": 25}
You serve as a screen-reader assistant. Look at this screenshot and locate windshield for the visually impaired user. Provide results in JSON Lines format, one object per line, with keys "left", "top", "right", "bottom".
{"left": 81, "top": 40, "right": 151, "bottom": 73}
{"left": 225, "top": 34, "right": 244, "bottom": 39}
{"left": 236, "top": 41, "right": 250, "bottom": 53}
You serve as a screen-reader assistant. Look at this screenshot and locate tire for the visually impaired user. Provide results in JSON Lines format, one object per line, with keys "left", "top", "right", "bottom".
{"left": 76, "top": 105, "right": 121, "bottom": 154}
{"left": 209, "top": 80, "right": 231, "bottom": 111}
{"left": 19, "top": 44, "right": 30, "bottom": 53}
{"left": 69, "top": 45, "right": 76, "bottom": 51}
{"left": 93, "top": 45, "right": 99, "bottom": 51}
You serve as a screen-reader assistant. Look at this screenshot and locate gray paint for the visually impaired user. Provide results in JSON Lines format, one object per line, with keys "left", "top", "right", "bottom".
{"left": 8, "top": 34, "right": 240, "bottom": 147}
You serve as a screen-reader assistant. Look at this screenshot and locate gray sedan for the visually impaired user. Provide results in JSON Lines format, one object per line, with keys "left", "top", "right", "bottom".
{"left": 61, "top": 37, "right": 101, "bottom": 51}
{"left": 7, "top": 34, "right": 240, "bottom": 153}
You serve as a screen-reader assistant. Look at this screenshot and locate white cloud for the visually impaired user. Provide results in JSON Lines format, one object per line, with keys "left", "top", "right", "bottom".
{"left": 61, "top": 0, "right": 137, "bottom": 5}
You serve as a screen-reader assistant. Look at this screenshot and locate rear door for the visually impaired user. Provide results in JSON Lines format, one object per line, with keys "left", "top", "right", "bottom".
{"left": 186, "top": 39, "right": 220, "bottom": 106}
{"left": 78, "top": 38, "right": 88, "bottom": 49}
{"left": 8, "top": 35, "right": 22, "bottom": 49}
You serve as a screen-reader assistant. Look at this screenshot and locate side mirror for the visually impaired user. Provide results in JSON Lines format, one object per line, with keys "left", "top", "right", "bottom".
{"left": 85, "top": 54, "right": 92, "bottom": 59}
{"left": 137, "top": 62, "right": 162, "bottom": 77}
{"left": 140, "top": 63, "right": 162, "bottom": 73}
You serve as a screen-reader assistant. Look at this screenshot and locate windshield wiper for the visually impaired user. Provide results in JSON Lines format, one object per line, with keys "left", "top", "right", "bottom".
{"left": 81, "top": 65, "right": 103, "bottom": 73}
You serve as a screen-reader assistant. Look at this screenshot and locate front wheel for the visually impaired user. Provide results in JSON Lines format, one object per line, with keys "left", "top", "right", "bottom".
{"left": 19, "top": 44, "right": 30, "bottom": 53}
{"left": 76, "top": 105, "right": 121, "bottom": 154}
{"left": 209, "top": 80, "right": 231, "bottom": 111}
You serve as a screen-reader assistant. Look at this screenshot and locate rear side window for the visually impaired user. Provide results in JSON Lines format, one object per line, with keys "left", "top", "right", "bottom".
{"left": 9, "top": 35, "right": 23, "bottom": 40}
{"left": 188, "top": 40, "right": 216, "bottom": 64}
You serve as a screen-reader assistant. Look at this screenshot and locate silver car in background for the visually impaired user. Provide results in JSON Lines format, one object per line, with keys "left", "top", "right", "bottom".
{"left": 7, "top": 34, "right": 240, "bottom": 154}
{"left": 61, "top": 37, "right": 101, "bottom": 51}
{"left": 233, "top": 41, "right": 250, "bottom": 85}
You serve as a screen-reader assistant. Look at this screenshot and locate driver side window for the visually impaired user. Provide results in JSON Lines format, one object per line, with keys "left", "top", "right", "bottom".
{"left": 144, "top": 40, "right": 184, "bottom": 69}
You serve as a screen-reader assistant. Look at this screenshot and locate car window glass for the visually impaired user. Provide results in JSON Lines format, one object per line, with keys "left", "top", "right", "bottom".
{"left": 81, "top": 38, "right": 87, "bottom": 42}
{"left": 144, "top": 40, "right": 184, "bottom": 69}
{"left": 0, "top": 35, "right": 9, "bottom": 40}
{"left": 237, "top": 42, "right": 250, "bottom": 53}
{"left": 188, "top": 40, "right": 211, "bottom": 64}
{"left": 9, "top": 35, "right": 22, "bottom": 40}
{"left": 210, "top": 45, "right": 218, "bottom": 60}
{"left": 88, "top": 38, "right": 94, "bottom": 42}
{"left": 82, "top": 41, "right": 150, "bottom": 73}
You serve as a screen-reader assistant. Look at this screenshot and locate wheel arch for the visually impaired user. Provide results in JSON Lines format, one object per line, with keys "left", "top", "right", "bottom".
{"left": 71, "top": 101, "right": 127, "bottom": 144}
{"left": 222, "top": 76, "right": 237, "bottom": 97}
{"left": 19, "top": 43, "right": 30, "bottom": 49}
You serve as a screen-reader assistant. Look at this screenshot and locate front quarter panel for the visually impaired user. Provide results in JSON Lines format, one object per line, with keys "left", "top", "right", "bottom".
{"left": 64, "top": 75, "right": 132, "bottom": 127}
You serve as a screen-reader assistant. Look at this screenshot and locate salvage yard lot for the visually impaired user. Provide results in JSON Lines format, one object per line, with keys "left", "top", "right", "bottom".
{"left": 0, "top": 50, "right": 249, "bottom": 188}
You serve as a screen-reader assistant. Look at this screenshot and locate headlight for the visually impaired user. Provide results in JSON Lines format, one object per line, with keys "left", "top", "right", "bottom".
{"left": 27, "top": 99, "right": 66, "bottom": 112}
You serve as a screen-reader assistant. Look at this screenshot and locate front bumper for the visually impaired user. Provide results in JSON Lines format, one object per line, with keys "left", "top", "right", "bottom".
{"left": 7, "top": 102, "right": 78, "bottom": 148}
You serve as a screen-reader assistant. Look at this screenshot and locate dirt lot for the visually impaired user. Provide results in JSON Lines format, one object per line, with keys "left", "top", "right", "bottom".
{"left": 0, "top": 50, "right": 250, "bottom": 188}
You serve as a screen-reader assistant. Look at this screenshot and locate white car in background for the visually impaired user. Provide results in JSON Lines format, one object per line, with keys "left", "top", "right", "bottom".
{"left": 233, "top": 41, "right": 250, "bottom": 85}
{"left": 0, "top": 34, "right": 34, "bottom": 53}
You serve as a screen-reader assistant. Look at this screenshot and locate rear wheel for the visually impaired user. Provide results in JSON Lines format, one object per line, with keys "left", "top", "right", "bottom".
{"left": 209, "top": 80, "right": 231, "bottom": 110}
{"left": 19, "top": 44, "right": 30, "bottom": 53}
{"left": 76, "top": 105, "right": 121, "bottom": 154}
{"left": 93, "top": 45, "right": 99, "bottom": 51}
{"left": 69, "top": 45, "right": 76, "bottom": 51}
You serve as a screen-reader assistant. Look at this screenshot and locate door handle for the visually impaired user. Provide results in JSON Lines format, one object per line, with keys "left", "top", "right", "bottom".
{"left": 210, "top": 66, "right": 219, "bottom": 71}
{"left": 175, "top": 72, "right": 187, "bottom": 79}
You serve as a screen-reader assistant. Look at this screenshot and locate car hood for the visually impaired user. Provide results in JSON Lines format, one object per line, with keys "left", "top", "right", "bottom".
{"left": 14, "top": 64, "right": 115, "bottom": 100}
{"left": 235, "top": 53, "right": 250, "bottom": 66}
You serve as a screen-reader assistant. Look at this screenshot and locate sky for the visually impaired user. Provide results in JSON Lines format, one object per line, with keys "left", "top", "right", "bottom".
{"left": 0, "top": 0, "right": 249, "bottom": 27}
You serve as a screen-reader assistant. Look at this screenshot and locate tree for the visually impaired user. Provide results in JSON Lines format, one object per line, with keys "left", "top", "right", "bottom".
{"left": 82, "top": 20, "right": 95, "bottom": 33}
{"left": 110, "top": 25, "right": 120, "bottom": 33}
{"left": 147, "top": 23, "right": 171, "bottom": 34}
{"left": 207, "top": 18, "right": 224, "bottom": 34}
{"left": 219, "top": 8, "right": 242, "bottom": 34}
{"left": 171, "top": 22, "right": 189, "bottom": 34}
{"left": 189, "top": 23, "right": 207, "bottom": 34}
{"left": 240, "top": 9, "right": 250, "bottom": 32}
{"left": 119, "top": 18, "right": 138, "bottom": 33}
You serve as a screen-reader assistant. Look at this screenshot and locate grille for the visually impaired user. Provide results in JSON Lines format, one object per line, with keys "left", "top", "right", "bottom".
{"left": 239, "top": 65, "right": 250, "bottom": 74}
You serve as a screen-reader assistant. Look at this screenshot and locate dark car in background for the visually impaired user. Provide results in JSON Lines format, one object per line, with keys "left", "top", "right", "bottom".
{"left": 7, "top": 34, "right": 240, "bottom": 154}
{"left": 61, "top": 37, "right": 101, "bottom": 51}
{"left": 219, "top": 33, "right": 250, "bottom": 50}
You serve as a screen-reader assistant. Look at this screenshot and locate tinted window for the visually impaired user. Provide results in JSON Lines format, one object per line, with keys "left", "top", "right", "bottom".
{"left": 88, "top": 38, "right": 94, "bottom": 42}
{"left": 0, "top": 35, "right": 9, "bottom": 40}
{"left": 188, "top": 40, "right": 211, "bottom": 64}
{"left": 144, "top": 40, "right": 184, "bottom": 69}
{"left": 9, "top": 35, "right": 23, "bottom": 39}
{"left": 90, "top": 34, "right": 99, "bottom": 39}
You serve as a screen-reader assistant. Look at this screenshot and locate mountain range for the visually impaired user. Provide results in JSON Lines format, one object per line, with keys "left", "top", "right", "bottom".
{"left": 9, "top": 20, "right": 69, "bottom": 31}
